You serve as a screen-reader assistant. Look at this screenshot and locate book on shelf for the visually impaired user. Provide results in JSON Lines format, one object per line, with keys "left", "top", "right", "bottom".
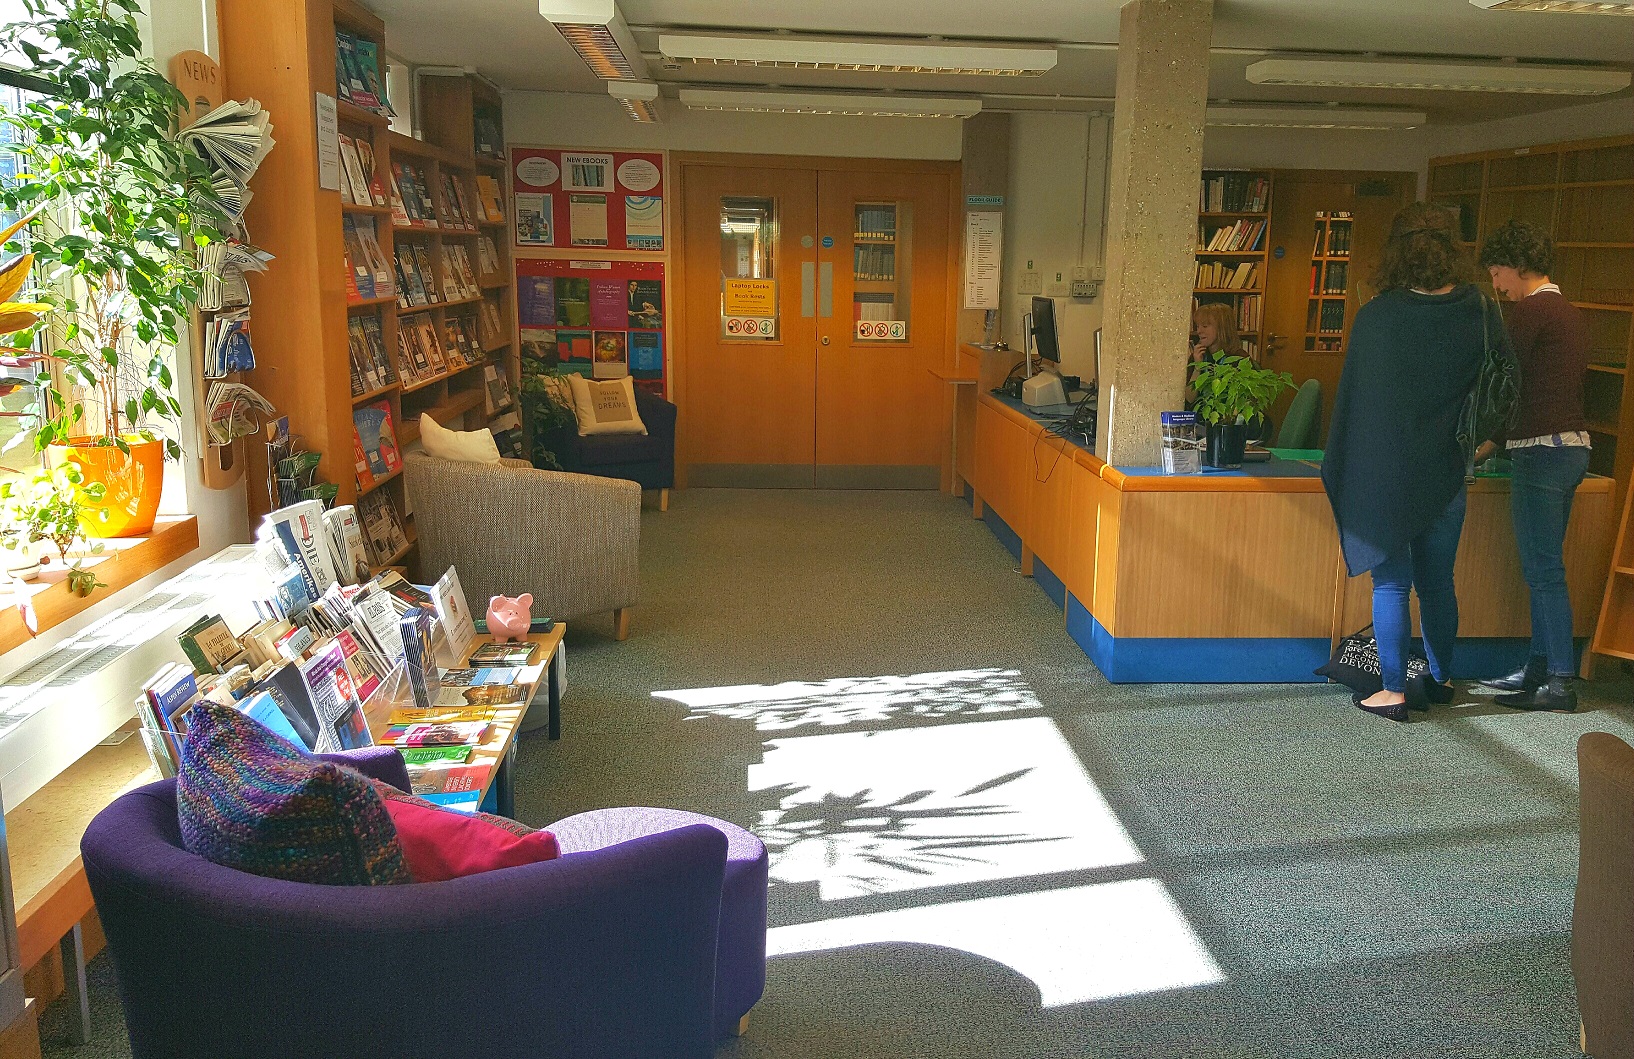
{"left": 854, "top": 206, "right": 896, "bottom": 238}
{"left": 297, "top": 639, "right": 372, "bottom": 752}
{"left": 1199, "top": 173, "right": 1270, "bottom": 214}
{"left": 357, "top": 490, "right": 410, "bottom": 565}
{"left": 483, "top": 363, "right": 514, "bottom": 416}
{"left": 355, "top": 220, "right": 393, "bottom": 295}
{"left": 177, "top": 614, "right": 247, "bottom": 675}
{"left": 352, "top": 399, "right": 402, "bottom": 490}
{"left": 402, "top": 744, "right": 473, "bottom": 765}
{"left": 474, "top": 116, "right": 503, "bottom": 159}
{"left": 413, "top": 244, "right": 442, "bottom": 302}
{"left": 1195, "top": 261, "right": 1258, "bottom": 290}
{"left": 383, "top": 720, "right": 490, "bottom": 748}
{"left": 475, "top": 175, "right": 505, "bottom": 222}
{"left": 335, "top": 30, "right": 392, "bottom": 116}
{"left": 398, "top": 605, "right": 440, "bottom": 709}
{"left": 395, "top": 243, "right": 429, "bottom": 306}
{"left": 440, "top": 666, "right": 521, "bottom": 687}
{"left": 469, "top": 641, "right": 539, "bottom": 666}
{"left": 407, "top": 763, "right": 489, "bottom": 798}
{"left": 437, "top": 682, "right": 528, "bottom": 707}
{"left": 387, "top": 165, "right": 412, "bottom": 226}
{"left": 1199, "top": 219, "right": 1266, "bottom": 253}
{"left": 479, "top": 298, "right": 505, "bottom": 344}
{"left": 476, "top": 234, "right": 502, "bottom": 276}
{"left": 356, "top": 138, "right": 387, "bottom": 206}
{"left": 342, "top": 216, "right": 374, "bottom": 300}
{"left": 348, "top": 316, "right": 395, "bottom": 397}
{"left": 338, "top": 134, "right": 371, "bottom": 206}
{"left": 492, "top": 419, "right": 525, "bottom": 461}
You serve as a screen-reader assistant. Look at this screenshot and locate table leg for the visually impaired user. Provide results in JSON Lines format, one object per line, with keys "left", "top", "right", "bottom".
{"left": 548, "top": 645, "right": 562, "bottom": 741}
{"left": 60, "top": 923, "right": 90, "bottom": 1045}
{"left": 495, "top": 742, "right": 516, "bottom": 819}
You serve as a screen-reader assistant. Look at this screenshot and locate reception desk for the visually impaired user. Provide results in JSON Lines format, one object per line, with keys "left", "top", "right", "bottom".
{"left": 966, "top": 392, "right": 1616, "bottom": 683}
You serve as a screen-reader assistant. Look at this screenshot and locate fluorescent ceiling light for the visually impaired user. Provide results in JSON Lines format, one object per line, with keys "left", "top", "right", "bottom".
{"left": 678, "top": 88, "right": 981, "bottom": 118}
{"left": 539, "top": 0, "right": 649, "bottom": 80}
{"left": 1470, "top": 0, "right": 1634, "bottom": 12}
{"left": 1206, "top": 105, "right": 1426, "bottom": 130}
{"left": 1247, "top": 57, "right": 1630, "bottom": 94}
{"left": 608, "top": 80, "right": 660, "bottom": 122}
{"left": 658, "top": 33, "right": 1056, "bottom": 76}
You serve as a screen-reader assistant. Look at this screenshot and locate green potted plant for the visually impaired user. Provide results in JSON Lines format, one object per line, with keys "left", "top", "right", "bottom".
{"left": 1190, "top": 355, "right": 1293, "bottom": 469}
{"left": 0, "top": 462, "right": 105, "bottom": 596}
{"left": 0, "top": 0, "right": 233, "bottom": 537}
{"left": 519, "top": 366, "right": 579, "bottom": 471}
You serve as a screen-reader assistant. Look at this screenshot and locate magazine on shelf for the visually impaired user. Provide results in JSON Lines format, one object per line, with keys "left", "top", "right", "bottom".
{"left": 262, "top": 499, "right": 339, "bottom": 600}
{"left": 298, "top": 640, "right": 373, "bottom": 752}
{"left": 323, "top": 504, "right": 372, "bottom": 585}
{"left": 179, "top": 98, "right": 275, "bottom": 187}
{"left": 432, "top": 566, "right": 477, "bottom": 661}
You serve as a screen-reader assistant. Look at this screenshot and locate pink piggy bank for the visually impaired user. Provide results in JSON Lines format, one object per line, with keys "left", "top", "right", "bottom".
{"left": 486, "top": 593, "right": 533, "bottom": 643}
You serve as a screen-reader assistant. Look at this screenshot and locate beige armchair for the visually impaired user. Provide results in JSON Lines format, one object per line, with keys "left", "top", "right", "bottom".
{"left": 404, "top": 453, "right": 641, "bottom": 639}
{"left": 1575, "top": 731, "right": 1634, "bottom": 1058}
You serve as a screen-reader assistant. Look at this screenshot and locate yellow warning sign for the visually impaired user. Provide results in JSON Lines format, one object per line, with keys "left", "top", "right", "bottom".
{"left": 722, "top": 277, "right": 776, "bottom": 317}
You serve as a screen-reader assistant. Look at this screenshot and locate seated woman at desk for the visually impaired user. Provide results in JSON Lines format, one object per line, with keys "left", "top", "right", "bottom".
{"left": 1188, "top": 303, "right": 1268, "bottom": 440}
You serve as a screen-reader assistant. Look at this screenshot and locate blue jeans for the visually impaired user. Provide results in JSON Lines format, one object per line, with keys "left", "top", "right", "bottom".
{"left": 1510, "top": 445, "right": 1590, "bottom": 676}
{"left": 1371, "top": 488, "right": 1467, "bottom": 692}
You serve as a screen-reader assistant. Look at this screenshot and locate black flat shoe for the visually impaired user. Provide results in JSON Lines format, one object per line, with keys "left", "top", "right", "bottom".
{"left": 1481, "top": 656, "right": 1546, "bottom": 694}
{"left": 1353, "top": 690, "right": 1409, "bottom": 723}
{"left": 1423, "top": 677, "right": 1456, "bottom": 706}
{"left": 1495, "top": 674, "right": 1578, "bottom": 713}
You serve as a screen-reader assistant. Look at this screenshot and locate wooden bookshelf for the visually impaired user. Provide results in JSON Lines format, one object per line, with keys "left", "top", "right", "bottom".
{"left": 222, "top": 0, "right": 515, "bottom": 573}
{"left": 1429, "top": 135, "right": 1634, "bottom": 491}
{"left": 1194, "top": 170, "right": 1273, "bottom": 360}
{"left": 1305, "top": 212, "right": 1354, "bottom": 354}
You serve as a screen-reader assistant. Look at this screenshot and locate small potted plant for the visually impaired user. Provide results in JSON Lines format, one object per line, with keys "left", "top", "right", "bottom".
{"left": 1190, "top": 355, "right": 1293, "bottom": 469}
{"left": 0, "top": 462, "right": 105, "bottom": 596}
{"left": 519, "top": 366, "right": 579, "bottom": 471}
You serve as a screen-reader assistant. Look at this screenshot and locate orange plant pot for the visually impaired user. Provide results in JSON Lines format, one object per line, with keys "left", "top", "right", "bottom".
{"left": 51, "top": 436, "right": 166, "bottom": 538}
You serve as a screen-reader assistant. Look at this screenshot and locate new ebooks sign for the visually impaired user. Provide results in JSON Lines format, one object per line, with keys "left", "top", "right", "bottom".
{"left": 510, "top": 147, "right": 665, "bottom": 253}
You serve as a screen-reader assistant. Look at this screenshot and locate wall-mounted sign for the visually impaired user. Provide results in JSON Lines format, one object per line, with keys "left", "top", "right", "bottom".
{"left": 856, "top": 320, "right": 907, "bottom": 341}
{"left": 722, "top": 277, "right": 776, "bottom": 317}
{"left": 510, "top": 146, "right": 666, "bottom": 253}
{"left": 966, "top": 194, "right": 1004, "bottom": 207}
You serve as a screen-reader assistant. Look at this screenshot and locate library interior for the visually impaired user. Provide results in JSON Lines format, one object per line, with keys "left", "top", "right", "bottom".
{"left": 0, "top": 0, "right": 1628, "bottom": 1057}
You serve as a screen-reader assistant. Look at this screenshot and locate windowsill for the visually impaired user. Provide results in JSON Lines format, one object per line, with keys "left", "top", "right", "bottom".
{"left": 0, "top": 516, "right": 201, "bottom": 659}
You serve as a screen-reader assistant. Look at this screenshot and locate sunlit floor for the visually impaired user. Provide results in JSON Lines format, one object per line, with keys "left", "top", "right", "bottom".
{"left": 47, "top": 489, "right": 1634, "bottom": 1059}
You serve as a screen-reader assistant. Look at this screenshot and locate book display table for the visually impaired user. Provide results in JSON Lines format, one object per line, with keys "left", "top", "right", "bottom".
{"left": 366, "top": 625, "right": 565, "bottom": 818}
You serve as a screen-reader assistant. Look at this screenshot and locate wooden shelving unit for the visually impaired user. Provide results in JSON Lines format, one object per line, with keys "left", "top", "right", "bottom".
{"left": 1305, "top": 212, "right": 1354, "bottom": 354}
{"left": 221, "top": 0, "right": 515, "bottom": 573}
{"left": 1194, "top": 169, "right": 1272, "bottom": 359}
{"left": 1430, "top": 135, "right": 1634, "bottom": 490}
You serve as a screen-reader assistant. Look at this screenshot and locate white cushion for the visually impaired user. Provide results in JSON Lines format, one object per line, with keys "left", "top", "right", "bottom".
{"left": 419, "top": 413, "right": 501, "bottom": 464}
{"left": 565, "top": 375, "right": 648, "bottom": 437}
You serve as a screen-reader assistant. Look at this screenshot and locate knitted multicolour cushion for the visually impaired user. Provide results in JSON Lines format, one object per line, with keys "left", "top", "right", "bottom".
{"left": 177, "top": 700, "right": 411, "bottom": 886}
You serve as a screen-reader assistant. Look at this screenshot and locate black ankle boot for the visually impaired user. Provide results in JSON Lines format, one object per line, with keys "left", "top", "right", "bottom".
{"left": 1481, "top": 656, "right": 1547, "bottom": 694}
{"left": 1494, "top": 674, "right": 1578, "bottom": 713}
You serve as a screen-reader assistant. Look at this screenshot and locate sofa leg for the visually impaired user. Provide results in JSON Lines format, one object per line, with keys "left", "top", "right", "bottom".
{"left": 614, "top": 608, "right": 631, "bottom": 641}
{"left": 737, "top": 1013, "right": 750, "bottom": 1037}
{"left": 659, "top": 488, "right": 669, "bottom": 512}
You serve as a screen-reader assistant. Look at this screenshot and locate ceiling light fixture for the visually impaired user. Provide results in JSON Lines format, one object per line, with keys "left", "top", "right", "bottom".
{"left": 1470, "top": 0, "right": 1634, "bottom": 12}
{"left": 677, "top": 88, "right": 982, "bottom": 119}
{"left": 1247, "top": 57, "right": 1630, "bottom": 94}
{"left": 608, "top": 80, "right": 661, "bottom": 122}
{"left": 539, "top": 0, "right": 649, "bottom": 80}
{"left": 658, "top": 33, "right": 1056, "bottom": 76}
{"left": 1205, "top": 104, "right": 1427, "bottom": 130}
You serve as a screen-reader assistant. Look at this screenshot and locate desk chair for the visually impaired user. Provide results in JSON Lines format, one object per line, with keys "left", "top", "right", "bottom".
{"left": 1277, "top": 379, "right": 1322, "bottom": 450}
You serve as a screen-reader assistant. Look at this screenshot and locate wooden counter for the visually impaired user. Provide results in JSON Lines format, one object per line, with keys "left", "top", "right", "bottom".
{"left": 968, "top": 392, "right": 1617, "bottom": 683}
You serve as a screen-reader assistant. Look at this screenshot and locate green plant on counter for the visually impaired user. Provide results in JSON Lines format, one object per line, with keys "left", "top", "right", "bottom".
{"left": 1190, "top": 355, "right": 1294, "bottom": 426}
{"left": 0, "top": 462, "right": 105, "bottom": 595}
{"left": 520, "top": 368, "right": 577, "bottom": 471}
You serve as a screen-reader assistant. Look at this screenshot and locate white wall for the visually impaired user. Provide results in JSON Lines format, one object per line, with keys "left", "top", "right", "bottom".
{"left": 1203, "top": 126, "right": 1434, "bottom": 178}
{"left": 1431, "top": 96, "right": 1634, "bottom": 157}
{"left": 998, "top": 112, "right": 1111, "bottom": 385}
{"left": 503, "top": 90, "right": 964, "bottom": 160}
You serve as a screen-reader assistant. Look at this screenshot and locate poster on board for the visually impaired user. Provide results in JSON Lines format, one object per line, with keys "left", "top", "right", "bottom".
{"left": 509, "top": 147, "right": 666, "bottom": 253}
{"left": 517, "top": 257, "right": 667, "bottom": 397}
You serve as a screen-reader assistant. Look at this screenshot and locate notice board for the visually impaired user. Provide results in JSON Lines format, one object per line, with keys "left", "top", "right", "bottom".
{"left": 510, "top": 147, "right": 666, "bottom": 253}
{"left": 516, "top": 257, "right": 667, "bottom": 397}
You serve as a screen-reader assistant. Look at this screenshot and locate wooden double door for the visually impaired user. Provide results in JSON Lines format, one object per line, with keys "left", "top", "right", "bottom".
{"left": 679, "top": 158, "right": 955, "bottom": 488}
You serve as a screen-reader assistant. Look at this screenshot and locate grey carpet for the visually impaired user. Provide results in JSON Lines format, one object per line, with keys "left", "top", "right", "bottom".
{"left": 44, "top": 488, "right": 1634, "bottom": 1059}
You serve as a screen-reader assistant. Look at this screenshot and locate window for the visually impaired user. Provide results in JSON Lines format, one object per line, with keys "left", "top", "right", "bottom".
{"left": 0, "top": 76, "right": 46, "bottom": 480}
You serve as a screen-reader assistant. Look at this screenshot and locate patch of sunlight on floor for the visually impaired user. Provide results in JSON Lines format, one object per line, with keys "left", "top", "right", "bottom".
{"left": 768, "top": 878, "right": 1225, "bottom": 1007}
{"left": 652, "top": 668, "right": 1041, "bottom": 731}
{"left": 749, "top": 717, "right": 1142, "bottom": 900}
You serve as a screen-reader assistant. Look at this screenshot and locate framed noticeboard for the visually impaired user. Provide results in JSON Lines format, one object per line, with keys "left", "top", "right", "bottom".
{"left": 516, "top": 257, "right": 667, "bottom": 398}
{"left": 509, "top": 147, "right": 666, "bottom": 253}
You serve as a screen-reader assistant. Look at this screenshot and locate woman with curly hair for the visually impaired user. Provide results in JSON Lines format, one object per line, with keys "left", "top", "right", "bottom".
{"left": 1323, "top": 203, "right": 1496, "bottom": 722}
{"left": 1476, "top": 220, "right": 1590, "bottom": 713}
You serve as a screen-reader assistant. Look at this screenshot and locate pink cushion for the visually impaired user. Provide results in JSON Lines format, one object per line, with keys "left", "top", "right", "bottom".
{"left": 379, "top": 791, "right": 560, "bottom": 882}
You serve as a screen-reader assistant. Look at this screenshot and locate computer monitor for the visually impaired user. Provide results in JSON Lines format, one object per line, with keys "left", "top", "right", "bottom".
{"left": 1030, "top": 296, "right": 1060, "bottom": 364}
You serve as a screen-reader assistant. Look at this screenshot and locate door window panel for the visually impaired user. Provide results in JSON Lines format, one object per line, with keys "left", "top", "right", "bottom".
{"left": 853, "top": 201, "right": 911, "bottom": 342}
{"left": 718, "top": 196, "right": 779, "bottom": 341}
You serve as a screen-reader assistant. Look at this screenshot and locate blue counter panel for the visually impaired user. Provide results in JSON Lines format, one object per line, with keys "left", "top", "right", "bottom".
{"left": 1066, "top": 594, "right": 1331, "bottom": 684}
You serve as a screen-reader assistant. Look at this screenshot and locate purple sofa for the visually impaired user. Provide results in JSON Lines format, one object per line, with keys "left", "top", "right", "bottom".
{"left": 81, "top": 748, "right": 768, "bottom": 1059}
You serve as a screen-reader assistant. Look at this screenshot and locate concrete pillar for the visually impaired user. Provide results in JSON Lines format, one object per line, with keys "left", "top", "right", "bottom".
{"left": 1094, "top": 0, "right": 1213, "bottom": 465}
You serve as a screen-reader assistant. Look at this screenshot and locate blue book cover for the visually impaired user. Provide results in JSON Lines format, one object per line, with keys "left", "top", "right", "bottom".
{"left": 149, "top": 668, "right": 198, "bottom": 730}
{"left": 238, "top": 690, "right": 306, "bottom": 746}
{"left": 420, "top": 790, "right": 481, "bottom": 811}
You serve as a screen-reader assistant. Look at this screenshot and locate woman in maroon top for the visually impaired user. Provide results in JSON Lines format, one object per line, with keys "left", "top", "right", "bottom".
{"left": 1477, "top": 220, "right": 1591, "bottom": 712}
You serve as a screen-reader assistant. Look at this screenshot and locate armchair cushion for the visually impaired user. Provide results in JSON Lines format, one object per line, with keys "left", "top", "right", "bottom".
{"left": 420, "top": 413, "right": 501, "bottom": 464}
{"left": 377, "top": 786, "right": 560, "bottom": 882}
{"left": 177, "top": 701, "right": 411, "bottom": 886}
{"left": 567, "top": 375, "right": 648, "bottom": 436}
